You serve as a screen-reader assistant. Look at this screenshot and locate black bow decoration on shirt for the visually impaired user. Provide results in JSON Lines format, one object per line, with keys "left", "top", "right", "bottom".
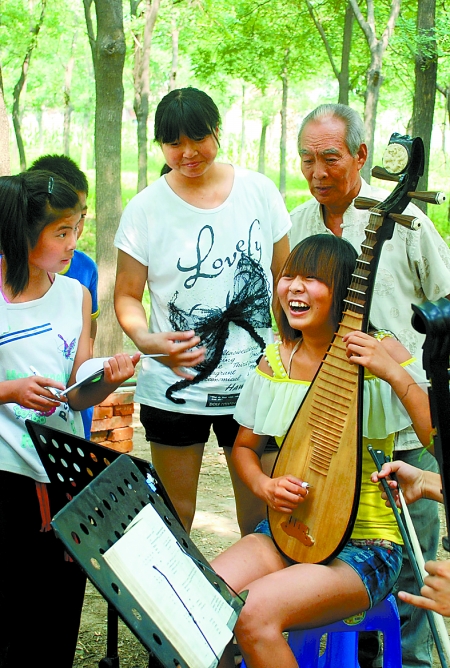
{"left": 166, "top": 253, "right": 272, "bottom": 404}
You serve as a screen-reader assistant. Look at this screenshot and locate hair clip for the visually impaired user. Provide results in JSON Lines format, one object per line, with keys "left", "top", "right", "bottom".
{"left": 48, "top": 176, "right": 54, "bottom": 195}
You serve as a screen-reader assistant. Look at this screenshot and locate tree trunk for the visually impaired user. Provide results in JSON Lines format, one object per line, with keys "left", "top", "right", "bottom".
{"left": 258, "top": 121, "right": 268, "bottom": 174}
{"left": 12, "top": 0, "right": 46, "bottom": 171}
{"left": 240, "top": 85, "right": 246, "bottom": 167}
{"left": 350, "top": 0, "right": 401, "bottom": 182}
{"left": 279, "top": 52, "right": 289, "bottom": 200}
{"left": 169, "top": 15, "right": 179, "bottom": 92}
{"left": 12, "top": 89, "right": 26, "bottom": 172}
{"left": 63, "top": 52, "right": 75, "bottom": 156}
{"left": 410, "top": 0, "right": 437, "bottom": 214}
{"left": 80, "top": 111, "right": 90, "bottom": 171}
{"left": 132, "top": 0, "right": 161, "bottom": 193}
{"left": 444, "top": 87, "right": 450, "bottom": 223}
{"left": 362, "top": 54, "right": 383, "bottom": 182}
{"left": 36, "top": 108, "right": 44, "bottom": 153}
{"left": 338, "top": 2, "right": 353, "bottom": 105}
{"left": 446, "top": 86, "right": 450, "bottom": 126}
{"left": 84, "top": 0, "right": 126, "bottom": 356}
{"left": 0, "top": 65, "right": 10, "bottom": 176}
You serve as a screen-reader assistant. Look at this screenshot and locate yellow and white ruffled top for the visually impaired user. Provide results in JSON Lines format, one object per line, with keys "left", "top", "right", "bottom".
{"left": 234, "top": 339, "right": 427, "bottom": 543}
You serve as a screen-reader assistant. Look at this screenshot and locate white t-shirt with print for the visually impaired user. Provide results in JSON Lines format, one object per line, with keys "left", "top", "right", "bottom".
{"left": 0, "top": 274, "right": 84, "bottom": 482}
{"left": 115, "top": 166, "right": 291, "bottom": 414}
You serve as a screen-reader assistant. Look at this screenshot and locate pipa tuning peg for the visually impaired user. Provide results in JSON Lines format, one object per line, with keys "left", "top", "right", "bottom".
{"left": 372, "top": 166, "right": 400, "bottom": 183}
{"left": 408, "top": 191, "right": 446, "bottom": 205}
{"left": 353, "top": 200, "right": 420, "bottom": 230}
{"left": 388, "top": 213, "right": 420, "bottom": 231}
{"left": 370, "top": 166, "right": 446, "bottom": 206}
{"left": 354, "top": 197, "right": 381, "bottom": 210}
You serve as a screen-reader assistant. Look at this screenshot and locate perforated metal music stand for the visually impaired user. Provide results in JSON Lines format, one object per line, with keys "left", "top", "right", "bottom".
{"left": 25, "top": 419, "right": 179, "bottom": 521}
{"left": 25, "top": 420, "right": 181, "bottom": 668}
{"left": 49, "top": 453, "right": 244, "bottom": 668}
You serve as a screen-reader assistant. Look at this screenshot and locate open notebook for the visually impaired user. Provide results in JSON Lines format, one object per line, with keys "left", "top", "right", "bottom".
{"left": 56, "top": 354, "right": 164, "bottom": 396}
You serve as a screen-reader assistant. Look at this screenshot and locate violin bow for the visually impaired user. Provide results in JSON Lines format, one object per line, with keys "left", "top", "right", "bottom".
{"left": 370, "top": 447, "right": 450, "bottom": 667}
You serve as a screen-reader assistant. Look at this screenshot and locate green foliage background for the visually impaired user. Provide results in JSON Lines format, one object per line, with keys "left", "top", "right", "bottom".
{"left": 1, "top": 0, "right": 450, "bottom": 251}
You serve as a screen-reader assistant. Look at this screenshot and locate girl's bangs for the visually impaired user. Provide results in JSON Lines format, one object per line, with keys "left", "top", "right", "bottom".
{"left": 284, "top": 243, "right": 336, "bottom": 287}
{"left": 158, "top": 107, "right": 215, "bottom": 144}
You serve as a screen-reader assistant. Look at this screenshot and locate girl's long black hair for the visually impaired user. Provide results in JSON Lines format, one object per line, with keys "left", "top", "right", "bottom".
{"left": 0, "top": 170, "right": 79, "bottom": 296}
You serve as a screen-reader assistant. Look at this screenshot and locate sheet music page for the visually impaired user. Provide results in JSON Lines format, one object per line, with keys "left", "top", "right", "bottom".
{"left": 103, "top": 503, "right": 237, "bottom": 668}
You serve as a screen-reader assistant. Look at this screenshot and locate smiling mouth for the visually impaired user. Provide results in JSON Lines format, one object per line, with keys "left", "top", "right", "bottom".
{"left": 289, "top": 300, "right": 310, "bottom": 313}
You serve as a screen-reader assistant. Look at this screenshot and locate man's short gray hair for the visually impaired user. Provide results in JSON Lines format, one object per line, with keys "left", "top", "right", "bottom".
{"left": 298, "top": 104, "right": 365, "bottom": 157}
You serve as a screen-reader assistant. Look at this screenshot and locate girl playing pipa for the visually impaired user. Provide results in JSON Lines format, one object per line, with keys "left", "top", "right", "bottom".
{"left": 212, "top": 235, "right": 432, "bottom": 668}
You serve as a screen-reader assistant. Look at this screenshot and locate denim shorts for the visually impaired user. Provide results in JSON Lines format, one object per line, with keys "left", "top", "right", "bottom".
{"left": 254, "top": 519, "right": 402, "bottom": 608}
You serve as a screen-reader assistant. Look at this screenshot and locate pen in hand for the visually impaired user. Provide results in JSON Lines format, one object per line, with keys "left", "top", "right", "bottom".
{"left": 29, "top": 366, "right": 62, "bottom": 399}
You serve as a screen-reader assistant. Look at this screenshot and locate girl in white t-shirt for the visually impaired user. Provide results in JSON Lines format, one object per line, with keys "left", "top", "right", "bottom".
{"left": 115, "top": 87, "right": 291, "bottom": 536}
{"left": 0, "top": 170, "right": 139, "bottom": 668}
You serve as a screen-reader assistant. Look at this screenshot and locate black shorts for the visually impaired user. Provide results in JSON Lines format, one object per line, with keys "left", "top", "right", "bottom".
{"left": 140, "top": 404, "right": 278, "bottom": 451}
{"left": 140, "top": 404, "right": 239, "bottom": 447}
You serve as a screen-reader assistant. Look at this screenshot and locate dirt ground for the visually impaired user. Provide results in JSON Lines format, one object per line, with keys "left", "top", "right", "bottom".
{"left": 72, "top": 405, "right": 450, "bottom": 668}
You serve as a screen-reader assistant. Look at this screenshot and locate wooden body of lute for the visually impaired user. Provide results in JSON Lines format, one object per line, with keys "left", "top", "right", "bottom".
{"left": 268, "top": 264, "right": 365, "bottom": 565}
{"left": 268, "top": 133, "right": 425, "bottom": 564}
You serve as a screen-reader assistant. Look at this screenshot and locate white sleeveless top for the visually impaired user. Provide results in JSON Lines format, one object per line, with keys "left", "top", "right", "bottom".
{"left": 0, "top": 273, "right": 84, "bottom": 482}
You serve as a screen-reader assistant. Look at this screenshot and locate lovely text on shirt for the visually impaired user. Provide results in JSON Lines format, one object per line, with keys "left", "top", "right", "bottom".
{"left": 177, "top": 220, "right": 263, "bottom": 289}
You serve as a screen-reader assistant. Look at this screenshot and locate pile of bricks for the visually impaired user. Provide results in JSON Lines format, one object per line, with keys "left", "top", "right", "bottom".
{"left": 90, "top": 389, "right": 135, "bottom": 453}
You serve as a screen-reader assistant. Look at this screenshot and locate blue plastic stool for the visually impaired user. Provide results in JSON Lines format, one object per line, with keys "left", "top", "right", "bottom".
{"left": 240, "top": 593, "right": 401, "bottom": 668}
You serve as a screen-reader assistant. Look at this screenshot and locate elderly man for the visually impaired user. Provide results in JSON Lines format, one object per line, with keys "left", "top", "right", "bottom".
{"left": 290, "top": 103, "right": 450, "bottom": 668}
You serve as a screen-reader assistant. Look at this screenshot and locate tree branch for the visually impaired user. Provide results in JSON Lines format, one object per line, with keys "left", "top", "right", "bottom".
{"left": 366, "top": 0, "right": 375, "bottom": 31}
{"left": 304, "top": 0, "right": 340, "bottom": 80}
{"left": 83, "top": 0, "right": 97, "bottom": 68}
{"left": 349, "top": 0, "right": 373, "bottom": 46}
{"left": 380, "top": 0, "right": 401, "bottom": 52}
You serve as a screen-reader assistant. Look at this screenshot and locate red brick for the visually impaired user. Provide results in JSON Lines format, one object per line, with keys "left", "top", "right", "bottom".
{"left": 107, "top": 427, "right": 133, "bottom": 442}
{"left": 99, "top": 391, "right": 134, "bottom": 407}
{"left": 99, "top": 439, "right": 133, "bottom": 453}
{"left": 90, "top": 415, "right": 132, "bottom": 432}
{"left": 89, "top": 430, "right": 108, "bottom": 442}
{"left": 113, "top": 404, "right": 134, "bottom": 416}
{"left": 93, "top": 406, "right": 113, "bottom": 420}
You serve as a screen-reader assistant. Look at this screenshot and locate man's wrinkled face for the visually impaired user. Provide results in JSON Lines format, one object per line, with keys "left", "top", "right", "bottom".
{"left": 299, "top": 116, "right": 367, "bottom": 210}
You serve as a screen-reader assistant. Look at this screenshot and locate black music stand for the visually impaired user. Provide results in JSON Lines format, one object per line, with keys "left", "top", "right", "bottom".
{"left": 25, "top": 420, "right": 180, "bottom": 520}
{"left": 25, "top": 420, "right": 181, "bottom": 667}
{"left": 51, "top": 454, "right": 244, "bottom": 668}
